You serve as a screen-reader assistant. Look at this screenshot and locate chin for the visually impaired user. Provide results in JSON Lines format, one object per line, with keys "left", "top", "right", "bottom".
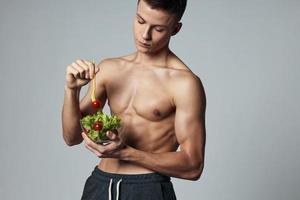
{"left": 136, "top": 45, "right": 152, "bottom": 53}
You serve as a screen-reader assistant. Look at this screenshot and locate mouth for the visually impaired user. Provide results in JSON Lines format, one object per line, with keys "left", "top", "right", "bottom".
{"left": 138, "top": 40, "right": 151, "bottom": 47}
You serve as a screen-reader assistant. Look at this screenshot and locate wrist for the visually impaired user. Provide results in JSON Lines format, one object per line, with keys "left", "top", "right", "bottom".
{"left": 64, "top": 85, "right": 81, "bottom": 93}
{"left": 121, "top": 145, "right": 138, "bottom": 162}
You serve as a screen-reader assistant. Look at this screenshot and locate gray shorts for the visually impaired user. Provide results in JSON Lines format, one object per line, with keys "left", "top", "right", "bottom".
{"left": 81, "top": 165, "right": 177, "bottom": 200}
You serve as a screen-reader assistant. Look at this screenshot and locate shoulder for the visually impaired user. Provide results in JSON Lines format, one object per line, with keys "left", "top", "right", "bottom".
{"left": 165, "top": 54, "right": 206, "bottom": 106}
{"left": 173, "top": 74, "right": 206, "bottom": 118}
{"left": 92, "top": 57, "right": 122, "bottom": 84}
{"left": 169, "top": 68, "right": 206, "bottom": 111}
{"left": 97, "top": 53, "right": 135, "bottom": 70}
{"left": 94, "top": 58, "right": 124, "bottom": 79}
{"left": 168, "top": 58, "right": 203, "bottom": 90}
{"left": 96, "top": 57, "right": 122, "bottom": 68}
{"left": 167, "top": 53, "right": 192, "bottom": 72}
{"left": 173, "top": 71, "right": 205, "bottom": 97}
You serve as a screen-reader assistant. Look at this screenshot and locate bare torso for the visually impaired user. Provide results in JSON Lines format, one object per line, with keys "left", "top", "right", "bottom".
{"left": 98, "top": 53, "right": 195, "bottom": 174}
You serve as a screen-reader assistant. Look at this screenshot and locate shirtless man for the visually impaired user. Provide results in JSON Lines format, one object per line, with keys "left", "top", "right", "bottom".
{"left": 62, "top": 0, "right": 206, "bottom": 199}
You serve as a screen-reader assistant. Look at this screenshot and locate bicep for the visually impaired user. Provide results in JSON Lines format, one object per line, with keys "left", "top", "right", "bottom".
{"left": 174, "top": 76, "right": 206, "bottom": 164}
{"left": 79, "top": 60, "right": 108, "bottom": 116}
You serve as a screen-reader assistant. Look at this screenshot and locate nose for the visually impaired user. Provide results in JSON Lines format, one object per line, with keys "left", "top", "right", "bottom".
{"left": 142, "top": 25, "right": 151, "bottom": 41}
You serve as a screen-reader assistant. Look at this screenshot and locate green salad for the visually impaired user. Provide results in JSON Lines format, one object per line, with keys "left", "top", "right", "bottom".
{"left": 80, "top": 110, "right": 121, "bottom": 144}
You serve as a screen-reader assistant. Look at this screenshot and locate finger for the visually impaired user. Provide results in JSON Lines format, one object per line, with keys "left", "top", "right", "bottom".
{"left": 88, "top": 61, "right": 95, "bottom": 79}
{"left": 85, "top": 142, "right": 102, "bottom": 157}
{"left": 83, "top": 60, "right": 93, "bottom": 69}
{"left": 84, "top": 61, "right": 98, "bottom": 79}
{"left": 76, "top": 59, "right": 88, "bottom": 67}
{"left": 112, "top": 129, "right": 119, "bottom": 136}
{"left": 87, "top": 60, "right": 100, "bottom": 73}
{"left": 106, "top": 131, "right": 117, "bottom": 141}
{"left": 71, "top": 62, "right": 86, "bottom": 79}
{"left": 94, "top": 62, "right": 100, "bottom": 74}
{"left": 82, "top": 132, "right": 122, "bottom": 156}
{"left": 67, "top": 65, "right": 80, "bottom": 79}
{"left": 109, "top": 151, "right": 120, "bottom": 158}
{"left": 76, "top": 59, "right": 90, "bottom": 79}
{"left": 81, "top": 132, "right": 103, "bottom": 155}
{"left": 82, "top": 132, "right": 97, "bottom": 147}
{"left": 81, "top": 132, "right": 108, "bottom": 154}
{"left": 102, "top": 142, "right": 119, "bottom": 153}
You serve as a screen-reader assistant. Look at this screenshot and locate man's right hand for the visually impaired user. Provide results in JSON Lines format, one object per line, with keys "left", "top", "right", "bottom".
{"left": 65, "top": 59, "right": 100, "bottom": 90}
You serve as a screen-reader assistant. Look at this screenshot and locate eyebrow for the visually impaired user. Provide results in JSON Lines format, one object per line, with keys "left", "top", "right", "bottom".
{"left": 136, "top": 13, "right": 168, "bottom": 28}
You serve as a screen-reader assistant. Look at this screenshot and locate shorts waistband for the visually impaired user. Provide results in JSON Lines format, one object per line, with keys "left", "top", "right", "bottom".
{"left": 91, "top": 165, "right": 171, "bottom": 184}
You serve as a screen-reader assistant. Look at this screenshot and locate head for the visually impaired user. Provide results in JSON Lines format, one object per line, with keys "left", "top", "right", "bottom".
{"left": 133, "top": 0, "right": 187, "bottom": 54}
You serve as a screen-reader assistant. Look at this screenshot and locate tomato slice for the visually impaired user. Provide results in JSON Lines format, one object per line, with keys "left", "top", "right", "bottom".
{"left": 92, "top": 99, "right": 101, "bottom": 109}
{"left": 93, "top": 121, "right": 103, "bottom": 131}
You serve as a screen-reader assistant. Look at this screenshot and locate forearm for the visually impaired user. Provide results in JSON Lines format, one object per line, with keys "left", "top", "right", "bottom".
{"left": 125, "top": 147, "right": 203, "bottom": 181}
{"left": 61, "top": 85, "right": 83, "bottom": 146}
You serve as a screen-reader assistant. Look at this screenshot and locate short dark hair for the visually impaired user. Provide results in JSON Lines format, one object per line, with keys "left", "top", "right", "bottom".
{"left": 137, "top": 0, "right": 187, "bottom": 21}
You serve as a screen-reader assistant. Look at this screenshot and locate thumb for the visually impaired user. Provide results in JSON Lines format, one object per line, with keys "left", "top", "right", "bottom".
{"left": 106, "top": 131, "right": 116, "bottom": 140}
{"left": 95, "top": 67, "right": 100, "bottom": 74}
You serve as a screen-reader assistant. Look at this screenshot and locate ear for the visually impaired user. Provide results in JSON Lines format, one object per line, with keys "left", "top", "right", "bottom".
{"left": 171, "top": 22, "right": 182, "bottom": 36}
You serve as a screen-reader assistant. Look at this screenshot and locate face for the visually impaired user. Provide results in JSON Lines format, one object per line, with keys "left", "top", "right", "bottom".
{"left": 133, "top": 0, "right": 181, "bottom": 54}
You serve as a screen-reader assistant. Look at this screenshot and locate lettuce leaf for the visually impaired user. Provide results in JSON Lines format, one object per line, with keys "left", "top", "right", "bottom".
{"left": 80, "top": 110, "right": 121, "bottom": 143}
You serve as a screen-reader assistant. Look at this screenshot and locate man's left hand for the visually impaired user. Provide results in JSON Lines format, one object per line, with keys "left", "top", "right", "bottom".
{"left": 81, "top": 130, "right": 131, "bottom": 160}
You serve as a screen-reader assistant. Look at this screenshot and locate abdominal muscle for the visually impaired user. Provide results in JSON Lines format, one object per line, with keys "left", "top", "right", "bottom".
{"left": 97, "top": 111, "right": 178, "bottom": 174}
{"left": 98, "top": 159, "right": 155, "bottom": 174}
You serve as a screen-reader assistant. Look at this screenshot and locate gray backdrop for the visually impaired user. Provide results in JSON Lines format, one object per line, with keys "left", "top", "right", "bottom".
{"left": 0, "top": 0, "right": 299, "bottom": 199}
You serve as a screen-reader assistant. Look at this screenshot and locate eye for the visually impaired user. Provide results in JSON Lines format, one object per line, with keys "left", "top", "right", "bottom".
{"left": 137, "top": 18, "right": 145, "bottom": 24}
{"left": 155, "top": 28, "right": 164, "bottom": 32}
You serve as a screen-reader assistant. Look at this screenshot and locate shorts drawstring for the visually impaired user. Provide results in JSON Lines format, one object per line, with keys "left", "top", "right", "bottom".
{"left": 108, "top": 178, "right": 122, "bottom": 200}
{"left": 116, "top": 178, "right": 122, "bottom": 200}
{"left": 108, "top": 179, "right": 112, "bottom": 200}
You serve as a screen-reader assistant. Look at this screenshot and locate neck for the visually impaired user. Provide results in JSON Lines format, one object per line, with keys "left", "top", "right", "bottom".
{"left": 133, "top": 46, "right": 173, "bottom": 68}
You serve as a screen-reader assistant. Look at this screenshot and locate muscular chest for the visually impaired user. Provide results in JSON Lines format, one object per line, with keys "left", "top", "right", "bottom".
{"left": 106, "top": 67, "right": 175, "bottom": 121}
